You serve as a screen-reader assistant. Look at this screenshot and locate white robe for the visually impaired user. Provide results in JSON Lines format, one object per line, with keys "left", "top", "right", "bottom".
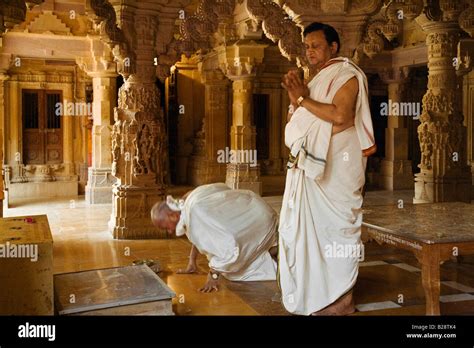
{"left": 279, "top": 58, "right": 373, "bottom": 315}
{"left": 176, "top": 183, "right": 278, "bottom": 281}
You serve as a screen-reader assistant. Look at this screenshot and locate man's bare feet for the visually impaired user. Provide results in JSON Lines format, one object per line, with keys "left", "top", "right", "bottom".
{"left": 311, "top": 289, "right": 355, "bottom": 316}
{"left": 271, "top": 292, "right": 282, "bottom": 303}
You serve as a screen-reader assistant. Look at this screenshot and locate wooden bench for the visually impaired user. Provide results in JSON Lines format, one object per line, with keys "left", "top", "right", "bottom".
{"left": 362, "top": 202, "right": 474, "bottom": 315}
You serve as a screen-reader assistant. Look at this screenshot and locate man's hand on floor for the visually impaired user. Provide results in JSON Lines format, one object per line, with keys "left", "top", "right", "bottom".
{"left": 199, "top": 273, "right": 219, "bottom": 293}
{"left": 176, "top": 262, "right": 197, "bottom": 274}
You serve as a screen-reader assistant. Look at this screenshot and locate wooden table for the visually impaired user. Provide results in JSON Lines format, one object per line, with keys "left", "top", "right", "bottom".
{"left": 361, "top": 202, "right": 474, "bottom": 316}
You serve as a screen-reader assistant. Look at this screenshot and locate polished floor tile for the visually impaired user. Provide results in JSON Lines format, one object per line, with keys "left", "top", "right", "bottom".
{"left": 4, "top": 193, "right": 474, "bottom": 316}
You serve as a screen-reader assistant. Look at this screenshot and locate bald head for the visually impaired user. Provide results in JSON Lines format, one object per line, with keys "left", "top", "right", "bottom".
{"left": 151, "top": 201, "right": 181, "bottom": 234}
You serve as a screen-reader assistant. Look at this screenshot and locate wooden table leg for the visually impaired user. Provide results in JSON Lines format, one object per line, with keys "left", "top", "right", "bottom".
{"left": 419, "top": 246, "right": 441, "bottom": 315}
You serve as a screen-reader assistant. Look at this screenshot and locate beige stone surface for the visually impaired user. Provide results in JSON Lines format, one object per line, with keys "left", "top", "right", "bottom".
{"left": 0, "top": 214, "right": 53, "bottom": 315}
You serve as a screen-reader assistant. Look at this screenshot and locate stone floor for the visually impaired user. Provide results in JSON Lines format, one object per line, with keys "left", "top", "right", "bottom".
{"left": 3, "top": 189, "right": 474, "bottom": 316}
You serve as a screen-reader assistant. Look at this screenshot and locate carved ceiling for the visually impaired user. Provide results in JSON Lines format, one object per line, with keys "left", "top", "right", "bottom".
{"left": 2, "top": 0, "right": 472, "bottom": 80}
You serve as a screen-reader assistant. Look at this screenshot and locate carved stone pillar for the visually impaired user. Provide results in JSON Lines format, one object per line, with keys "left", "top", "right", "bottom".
{"left": 85, "top": 73, "right": 117, "bottom": 204}
{"left": 188, "top": 69, "right": 230, "bottom": 185}
{"left": 414, "top": 18, "right": 472, "bottom": 203}
{"left": 217, "top": 42, "right": 267, "bottom": 195}
{"left": 62, "top": 83, "right": 76, "bottom": 179}
{"left": 108, "top": 14, "right": 167, "bottom": 239}
{"left": 6, "top": 77, "right": 25, "bottom": 184}
{"left": 379, "top": 67, "right": 414, "bottom": 190}
{"left": 226, "top": 76, "right": 261, "bottom": 194}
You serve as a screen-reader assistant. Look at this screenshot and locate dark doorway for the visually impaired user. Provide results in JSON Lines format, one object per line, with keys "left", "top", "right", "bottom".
{"left": 370, "top": 95, "right": 388, "bottom": 159}
{"left": 22, "top": 89, "right": 63, "bottom": 165}
{"left": 253, "top": 94, "right": 270, "bottom": 161}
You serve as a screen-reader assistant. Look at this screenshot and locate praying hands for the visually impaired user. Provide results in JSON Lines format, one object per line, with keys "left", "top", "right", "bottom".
{"left": 281, "top": 69, "right": 310, "bottom": 106}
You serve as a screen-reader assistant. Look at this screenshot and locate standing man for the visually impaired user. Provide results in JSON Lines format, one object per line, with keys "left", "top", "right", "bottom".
{"left": 279, "top": 22, "right": 376, "bottom": 315}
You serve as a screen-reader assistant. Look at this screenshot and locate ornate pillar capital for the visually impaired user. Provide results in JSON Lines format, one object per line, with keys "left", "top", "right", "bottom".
{"left": 217, "top": 41, "right": 267, "bottom": 80}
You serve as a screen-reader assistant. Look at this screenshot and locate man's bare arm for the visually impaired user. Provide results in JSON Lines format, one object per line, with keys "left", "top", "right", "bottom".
{"left": 189, "top": 244, "right": 198, "bottom": 264}
{"left": 177, "top": 244, "right": 199, "bottom": 274}
{"left": 300, "top": 77, "right": 359, "bottom": 126}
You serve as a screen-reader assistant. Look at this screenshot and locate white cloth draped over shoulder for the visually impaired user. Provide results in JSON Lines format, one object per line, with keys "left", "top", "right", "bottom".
{"left": 285, "top": 57, "right": 376, "bottom": 181}
{"left": 176, "top": 183, "right": 278, "bottom": 281}
{"left": 279, "top": 57, "right": 373, "bottom": 315}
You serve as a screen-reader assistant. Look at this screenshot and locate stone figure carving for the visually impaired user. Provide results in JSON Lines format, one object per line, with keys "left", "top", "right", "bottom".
{"left": 418, "top": 122, "right": 432, "bottom": 170}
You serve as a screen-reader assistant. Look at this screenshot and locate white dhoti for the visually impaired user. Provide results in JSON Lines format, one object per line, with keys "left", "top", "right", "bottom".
{"left": 279, "top": 57, "right": 375, "bottom": 315}
{"left": 279, "top": 127, "right": 366, "bottom": 315}
{"left": 176, "top": 183, "right": 278, "bottom": 281}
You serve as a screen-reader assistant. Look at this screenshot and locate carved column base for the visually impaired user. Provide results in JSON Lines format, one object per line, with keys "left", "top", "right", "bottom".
{"left": 85, "top": 168, "right": 116, "bottom": 204}
{"left": 380, "top": 159, "right": 414, "bottom": 190}
{"left": 414, "top": 171, "right": 472, "bottom": 203}
{"left": 225, "top": 163, "right": 262, "bottom": 195}
{"left": 188, "top": 157, "right": 227, "bottom": 185}
{"left": 9, "top": 165, "right": 28, "bottom": 183}
{"left": 109, "top": 185, "right": 167, "bottom": 239}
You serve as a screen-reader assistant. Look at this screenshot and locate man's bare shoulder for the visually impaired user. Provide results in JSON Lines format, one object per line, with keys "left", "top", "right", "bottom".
{"left": 335, "top": 76, "right": 359, "bottom": 100}
{"left": 342, "top": 76, "right": 359, "bottom": 92}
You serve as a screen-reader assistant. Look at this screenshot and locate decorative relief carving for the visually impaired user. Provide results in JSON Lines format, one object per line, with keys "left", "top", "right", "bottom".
{"left": 1, "top": 0, "right": 26, "bottom": 34}
{"left": 87, "top": 0, "right": 134, "bottom": 76}
{"left": 427, "top": 73, "right": 455, "bottom": 89}
{"left": 11, "top": 73, "right": 73, "bottom": 83}
{"left": 154, "top": 0, "right": 236, "bottom": 80}
{"left": 439, "top": 0, "right": 465, "bottom": 22}
{"left": 246, "top": 0, "right": 306, "bottom": 65}
{"left": 396, "top": 0, "right": 424, "bottom": 20}
{"left": 385, "top": 1, "right": 407, "bottom": 38}
{"left": 179, "top": 0, "right": 235, "bottom": 55}
{"left": 417, "top": 121, "right": 433, "bottom": 170}
{"left": 422, "top": 90, "right": 455, "bottom": 115}
{"left": 162, "top": 0, "right": 309, "bottom": 81}
{"left": 415, "top": 13, "right": 471, "bottom": 201}
{"left": 426, "top": 31, "right": 459, "bottom": 59}
{"left": 362, "top": 19, "right": 385, "bottom": 59}
{"left": 111, "top": 82, "right": 166, "bottom": 186}
{"left": 348, "top": 0, "right": 384, "bottom": 15}
{"left": 459, "top": 2, "right": 474, "bottom": 37}
{"left": 354, "top": 0, "right": 427, "bottom": 61}
{"left": 417, "top": 117, "right": 465, "bottom": 171}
